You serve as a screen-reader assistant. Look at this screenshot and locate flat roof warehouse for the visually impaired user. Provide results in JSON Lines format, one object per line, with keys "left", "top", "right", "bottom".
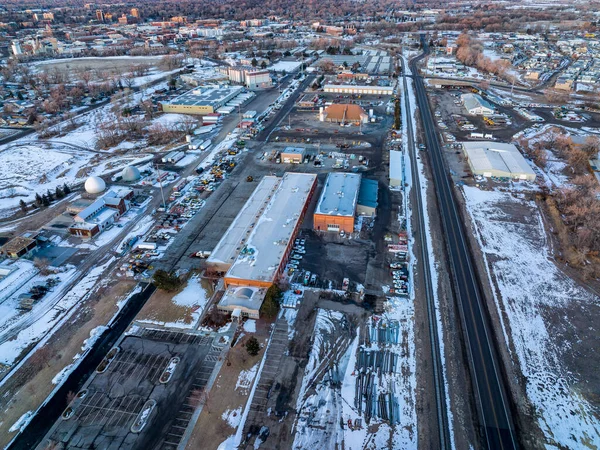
{"left": 221, "top": 172, "right": 317, "bottom": 287}
{"left": 462, "top": 141, "right": 536, "bottom": 181}
{"left": 207, "top": 176, "right": 281, "bottom": 273}
{"left": 315, "top": 172, "right": 361, "bottom": 217}
{"left": 165, "top": 85, "right": 244, "bottom": 107}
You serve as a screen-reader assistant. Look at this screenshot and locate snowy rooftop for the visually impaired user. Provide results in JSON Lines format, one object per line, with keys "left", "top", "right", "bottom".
{"left": 163, "top": 85, "right": 244, "bottom": 107}
{"left": 462, "top": 141, "right": 536, "bottom": 179}
{"left": 219, "top": 286, "right": 267, "bottom": 313}
{"left": 207, "top": 176, "right": 280, "bottom": 268}
{"left": 389, "top": 150, "right": 403, "bottom": 180}
{"left": 315, "top": 172, "right": 361, "bottom": 217}
{"left": 225, "top": 172, "right": 317, "bottom": 284}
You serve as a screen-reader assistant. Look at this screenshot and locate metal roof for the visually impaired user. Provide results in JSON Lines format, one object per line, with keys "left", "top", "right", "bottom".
{"left": 462, "top": 93, "right": 494, "bottom": 113}
{"left": 462, "top": 141, "right": 536, "bottom": 179}
{"left": 358, "top": 178, "right": 378, "bottom": 209}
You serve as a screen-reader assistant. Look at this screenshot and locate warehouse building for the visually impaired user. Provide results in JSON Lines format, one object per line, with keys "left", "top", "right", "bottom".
{"left": 215, "top": 173, "right": 317, "bottom": 318}
{"left": 323, "top": 84, "right": 394, "bottom": 95}
{"left": 319, "top": 104, "right": 369, "bottom": 124}
{"left": 220, "top": 66, "right": 273, "bottom": 89}
{"left": 461, "top": 93, "right": 495, "bottom": 115}
{"left": 357, "top": 178, "right": 378, "bottom": 216}
{"left": 389, "top": 150, "right": 403, "bottom": 188}
{"left": 223, "top": 172, "right": 317, "bottom": 288}
{"left": 160, "top": 85, "right": 245, "bottom": 115}
{"left": 462, "top": 141, "right": 536, "bottom": 181}
{"left": 314, "top": 172, "right": 361, "bottom": 233}
{"left": 207, "top": 176, "right": 281, "bottom": 274}
{"left": 280, "top": 147, "right": 305, "bottom": 163}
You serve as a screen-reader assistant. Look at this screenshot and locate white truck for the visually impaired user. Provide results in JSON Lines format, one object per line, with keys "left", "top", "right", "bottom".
{"left": 200, "top": 139, "right": 212, "bottom": 151}
{"left": 137, "top": 242, "right": 157, "bottom": 250}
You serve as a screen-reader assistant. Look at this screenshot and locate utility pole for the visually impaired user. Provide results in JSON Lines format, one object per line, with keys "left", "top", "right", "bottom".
{"left": 510, "top": 76, "right": 516, "bottom": 102}
{"left": 155, "top": 162, "right": 167, "bottom": 210}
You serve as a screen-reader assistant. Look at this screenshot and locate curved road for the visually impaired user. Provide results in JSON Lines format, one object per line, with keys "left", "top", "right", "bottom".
{"left": 411, "top": 39, "right": 520, "bottom": 450}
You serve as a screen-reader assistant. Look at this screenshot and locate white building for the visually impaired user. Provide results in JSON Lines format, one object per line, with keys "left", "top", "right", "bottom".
{"left": 462, "top": 141, "right": 536, "bottom": 181}
{"left": 324, "top": 84, "right": 394, "bottom": 95}
{"left": 461, "top": 93, "right": 495, "bottom": 115}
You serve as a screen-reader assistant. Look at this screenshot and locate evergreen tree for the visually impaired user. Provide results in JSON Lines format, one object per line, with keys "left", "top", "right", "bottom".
{"left": 42, "top": 194, "right": 50, "bottom": 207}
{"left": 63, "top": 183, "right": 71, "bottom": 195}
{"left": 152, "top": 270, "right": 182, "bottom": 292}
{"left": 35, "top": 193, "right": 43, "bottom": 207}
{"left": 251, "top": 57, "right": 258, "bottom": 67}
{"left": 19, "top": 199, "right": 27, "bottom": 213}
{"left": 55, "top": 186, "right": 64, "bottom": 199}
{"left": 246, "top": 336, "right": 260, "bottom": 356}
{"left": 260, "top": 284, "right": 281, "bottom": 319}
{"left": 46, "top": 189, "right": 54, "bottom": 202}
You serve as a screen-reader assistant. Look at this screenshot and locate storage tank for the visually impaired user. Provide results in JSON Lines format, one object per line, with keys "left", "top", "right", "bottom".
{"left": 84, "top": 176, "right": 106, "bottom": 194}
{"left": 121, "top": 166, "right": 141, "bottom": 182}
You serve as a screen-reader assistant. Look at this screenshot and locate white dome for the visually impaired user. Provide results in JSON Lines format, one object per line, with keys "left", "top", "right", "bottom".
{"left": 121, "top": 166, "right": 141, "bottom": 182}
{"left": 85, "top": 176, "right": 106, "bottom": 194}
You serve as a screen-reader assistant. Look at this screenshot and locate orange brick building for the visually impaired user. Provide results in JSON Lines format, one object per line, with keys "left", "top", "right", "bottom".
{"left": 313, "top": 172, "right": 361, "bottom": 233}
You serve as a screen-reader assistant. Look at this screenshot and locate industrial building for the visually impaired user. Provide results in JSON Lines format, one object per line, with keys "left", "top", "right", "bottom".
{"left": 220, "top": 66, "right": 273, "bottom": 89}
{"left": 461, "top": 93, "right": 495, "bottom": 115}
{"left": 323, "top": 84, "right": 394, "bottom": 96}
{"left": 462, "top": 141, "right": 536, "bottom": 181}
{"left": 357, "top": 179, "right": 378, "bottom": 217}
{"left": 160, "top": 85, "right": 245, "bottom": 115}
{"left": 0, "top": 235, "right": 38, "bottom": 258}
{"left": 319, "top": 104, "right": 369, "bottom": 124}
{"left": 313, "top": 172, "right": 361, "bottom": 233}
{"left": 213, "top": 173, "right": 317, "bottom": 318}
{"left": 311, "top": 52, "right": 391, "bottom": 74}
{"left": 280, "top": 147, "right": 305, "bottom": 163}
{"left": 207, "top": 176, "right": 281, "bottom": 274}
{"left": 389, "top": 150, "right": 403, "bottom": 188}
{"left": 69, "top": 187, "right": 134, "bottom": 238}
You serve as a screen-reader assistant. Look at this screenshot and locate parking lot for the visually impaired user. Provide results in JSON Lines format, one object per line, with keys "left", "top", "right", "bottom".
{"left": 40, "top": 330, "right": 222, "bottom": 450}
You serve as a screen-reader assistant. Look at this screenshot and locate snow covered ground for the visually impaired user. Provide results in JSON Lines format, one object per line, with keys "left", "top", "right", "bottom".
{"left": 235, "top": 363, "right": 259, "bottom": 394}
{"left": 0, "top": 256, "right": 114, "bottom": 367}
{"left": 291, "top": 305, "right": 418, "bottom": 450}
{"left": 402, "top": 53, "right": 454, "bottom": 446}
{"left": 462, "top": 186, "right": 600, "bottom": 448}
{"left": 0, "top": 140, "right": 151, "bottom": 217}
{"left": 136, "top": 275, "right": 210, "bottom": 329}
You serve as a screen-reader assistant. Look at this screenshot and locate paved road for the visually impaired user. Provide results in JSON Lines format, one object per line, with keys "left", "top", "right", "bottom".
{"left": 400, "top": 57, "right": 450, "bottom": 450}
{"left": 411, "top": 39, "right": 519, "bottom": 450}
{"left": 257, "top": 74, "right": 316, "bottom": 142}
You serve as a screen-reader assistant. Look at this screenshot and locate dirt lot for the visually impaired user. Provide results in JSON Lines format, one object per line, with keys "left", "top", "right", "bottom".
{"left": 428, "top": 87, "right": 528, "bottom": 142}
{"left": 0, "top": 278, "right": 137, "bottom": 448}
{"left": 135, "top": 275, "right": 214, "bottom": 329}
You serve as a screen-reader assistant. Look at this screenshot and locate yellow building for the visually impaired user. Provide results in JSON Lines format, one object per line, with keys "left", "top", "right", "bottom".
{"left": 160, "top": 85, "right": 244, "bottom": 115}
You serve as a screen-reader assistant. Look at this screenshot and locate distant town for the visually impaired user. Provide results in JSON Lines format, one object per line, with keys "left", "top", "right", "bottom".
{"left": 0, "top": 1, "right": 599, "bottom": 450}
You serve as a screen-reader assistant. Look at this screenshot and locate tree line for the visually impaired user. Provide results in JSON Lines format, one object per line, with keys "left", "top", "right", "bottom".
{"left": 19, "top": 183, "right": 71, "bottom": 214}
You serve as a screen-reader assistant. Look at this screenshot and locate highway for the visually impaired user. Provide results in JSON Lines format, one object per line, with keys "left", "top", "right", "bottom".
{"left": 410, "top": 39, "right": 520, "bottom": 450}
{"left": 400, "top": 57, "right": 450, "bottom": 450}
